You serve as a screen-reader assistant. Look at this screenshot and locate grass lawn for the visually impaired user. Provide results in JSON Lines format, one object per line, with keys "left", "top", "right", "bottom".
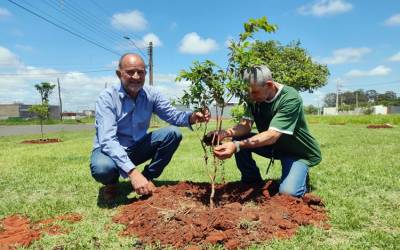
{"left": 0, "top": 120, "right": 399, "bottom": 249}
{"left": 0, "top": 117, "right": 95, "bottom": 126}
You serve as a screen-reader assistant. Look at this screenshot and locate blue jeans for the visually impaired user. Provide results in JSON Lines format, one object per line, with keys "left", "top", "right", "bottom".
{"left": 234, "top": 133, "right": 309, "bottom": 197}
{"left": 90, "top": 126, "right": 182, "bottom": 185}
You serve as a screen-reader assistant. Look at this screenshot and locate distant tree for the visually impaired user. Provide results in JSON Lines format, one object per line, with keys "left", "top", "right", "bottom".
{"left": 354, "top": 89, "right": 368, "bottom": 105}
{"left": 366, "top": 89, "right": 378, "bottom": 103}
{"left": 341, "top": 91, "right": 356, "bottom": 105}
{"left": 230, "top": 104, "right": 245, "bottom": 123}
{"left": 250, "top": 40, "right": 329, "bottom": 92}
{"left": 304, "top": 105, "right": 318, "bottom": 115}
{"left": 324, "top": 93, "right": 337, "bottom": 107}
{"left": 34, "top": 82, "right": 56, "bottom": 104}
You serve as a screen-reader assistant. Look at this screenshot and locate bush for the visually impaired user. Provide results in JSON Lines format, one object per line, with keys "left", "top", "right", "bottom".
{"left": 231, "top": 104, "right": 245, "bottom": 123}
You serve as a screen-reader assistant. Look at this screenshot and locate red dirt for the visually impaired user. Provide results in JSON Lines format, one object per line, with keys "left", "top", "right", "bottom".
{"left": 367, "top": 124, "right": 394, "bottom": 129}
{"left": 0, "top": 213, "right": 81, "bottom": 250}
{"left": 113, "top": 181, "right": 329, "bottom": 249}
{"left": 21, "top": 138, "right": 62, "bottom": 144}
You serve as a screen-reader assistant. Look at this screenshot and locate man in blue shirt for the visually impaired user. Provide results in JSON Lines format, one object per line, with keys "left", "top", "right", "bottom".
{"left": 90, "top": 53, "right": 209, "bottom": 199}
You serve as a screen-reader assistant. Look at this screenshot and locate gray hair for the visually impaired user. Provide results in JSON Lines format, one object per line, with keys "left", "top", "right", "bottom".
{"left": 242, "top": 65, "right": 273, "bottom": 86}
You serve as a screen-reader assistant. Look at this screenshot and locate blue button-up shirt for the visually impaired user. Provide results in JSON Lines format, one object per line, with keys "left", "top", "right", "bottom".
{"left": 93, "top": 83, "right": 192, "bottom": 175}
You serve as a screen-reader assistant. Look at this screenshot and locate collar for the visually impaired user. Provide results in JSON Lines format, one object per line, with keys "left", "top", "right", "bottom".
{"left": 265, "top": 82, "right": 283, "bottom": 103}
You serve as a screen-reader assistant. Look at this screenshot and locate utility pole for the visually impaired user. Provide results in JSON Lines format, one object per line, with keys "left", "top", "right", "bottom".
{"left": 148, "top": 41, "right": 153, "bottom": 86}
{"left": 336, "top": 80, "right": 340, "bottom": 114}
{"left": 57, "top": 78, "right": 63, "bottom": 121}
{"left": 356, "top": 92, "right": 359, "bottom": 109}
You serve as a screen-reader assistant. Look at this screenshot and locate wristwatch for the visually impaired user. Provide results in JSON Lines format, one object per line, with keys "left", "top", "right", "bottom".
{"left": 233, "top": 140, "right": 241, "bottom": 153}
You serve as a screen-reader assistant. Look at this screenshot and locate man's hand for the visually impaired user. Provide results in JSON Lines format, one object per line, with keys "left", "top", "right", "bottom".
{"left": 128, "top": 169, "right": 155, "bottom": 195}
{"left": 213, "top": 142, "right": 236, "bottom": 160}
{"left": 189, "top": 109, "right": 211, "bottom": 124}
{"left": 203, "top": 130, "right": 229, "bottom": 146}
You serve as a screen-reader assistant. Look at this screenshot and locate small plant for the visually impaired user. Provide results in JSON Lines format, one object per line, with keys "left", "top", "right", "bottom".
{"left": 28, "top": 82, "right": 56, "bottom": 140}
{"left": 177, "top": 60, "right": 231, "bottom": 208}
{"left": 176, "top": 17, "right": 278, "bottom": 209}
{"left": 238, "top": 219, "right": 260, "bottom": 231}
{"left": 28, "top": 103, "right": 49, "bottom": 140}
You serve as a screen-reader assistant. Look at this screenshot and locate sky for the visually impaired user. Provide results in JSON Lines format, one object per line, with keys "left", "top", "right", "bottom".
{"left": 0, "top": 0, "right": 399, "bottom": 111}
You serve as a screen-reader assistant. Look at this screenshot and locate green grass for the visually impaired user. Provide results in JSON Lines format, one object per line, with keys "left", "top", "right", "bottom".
{"left": 306, "top": 114, "right": 400, "bottom": 125}
{"left": 0, "top": 117, "right": 95, "bottom": 126}
{"left": 0, "top": 121, "right": 399, "bottom": 249}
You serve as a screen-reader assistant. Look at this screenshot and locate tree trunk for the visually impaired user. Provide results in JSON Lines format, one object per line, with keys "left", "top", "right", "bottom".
{"left": 40, "top": 118, "right": 44, "bottom": 140}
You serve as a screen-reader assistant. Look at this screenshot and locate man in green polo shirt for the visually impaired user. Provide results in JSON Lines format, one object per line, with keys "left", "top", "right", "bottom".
{"left": 213, "top": 65, "right": 321, "bottom": 197}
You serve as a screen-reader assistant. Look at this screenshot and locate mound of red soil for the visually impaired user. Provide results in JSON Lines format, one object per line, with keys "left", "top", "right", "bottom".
{"left": 21, "top": 138, "right": 62, "bottom": 144}
{"left": 367, "top": 124, "right": 394, "bottom": 129}
{"left": 0, "top": 213, "right": 82, "bottom": 249}
{"left": 113, "top": 181, "right": 329, "bottom": 249}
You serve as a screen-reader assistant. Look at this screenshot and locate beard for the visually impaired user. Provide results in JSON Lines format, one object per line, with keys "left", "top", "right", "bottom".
{"left": 122, "top": 80, "right": 144, "bottom": 97}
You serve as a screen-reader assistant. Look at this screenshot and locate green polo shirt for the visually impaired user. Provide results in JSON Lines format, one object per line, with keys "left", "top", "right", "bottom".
{"left": 243, "top": 85, "right": 321, "bottom": 167}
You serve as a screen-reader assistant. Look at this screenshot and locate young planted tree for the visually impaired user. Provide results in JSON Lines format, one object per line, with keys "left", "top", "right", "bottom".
{"left": 28, "top": 82, "right": 56, "bottom": 139}
{"left": 177, "top": 17, "right": 329, "bottom": 208}
{"left": 28, "top": 103, "right": 49, "bottom": 140}
{"left": 176, "top": 61, "right": 233, "bottom": 208}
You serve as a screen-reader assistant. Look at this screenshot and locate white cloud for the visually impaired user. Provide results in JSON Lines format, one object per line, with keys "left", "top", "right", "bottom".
{"left": 388, "top": 52, "right": 400, "bottom": 62}
{"left": 119, "top": 33, "right": 162, "bottom": 52}
{"left": 0, "top": 46, "right": 191, "bottom": 111}
{"left": 152, "top": 73, "right": 190, "bottom": 100}
{"left": 0, "top": 46, "right": 22, "bottom": 68}
{"left": 345, "top": 65, "right": 392, "bottom": 78}
{"left": 140, "top": 33, "right": 162, "bottom": 48}
{"left": 298, "top": 0, "right": 353, "bottom": 17}
{"left": 384, "top": 13, "right": 400, "bottom": 26}
{"left": 179, "top": 32, "right": 218, "bottom": 54}
{"left": 318, "top": 47, "right": 371, "bottom": 64}
{"left": 0, "top": 7, "right": 11, "bottom": 18}
{"left": 111, "top": 10, "right": 148, "bottom": 31}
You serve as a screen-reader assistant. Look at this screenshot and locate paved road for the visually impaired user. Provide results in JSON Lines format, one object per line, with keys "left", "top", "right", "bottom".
{"left": 0, "top": 124, "right": 94, "bottom": 136}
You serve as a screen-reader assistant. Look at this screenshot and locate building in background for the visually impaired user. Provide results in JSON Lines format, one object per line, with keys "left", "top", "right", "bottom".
{"left": 0, "top": 103, "right": 60, "bottom": 120}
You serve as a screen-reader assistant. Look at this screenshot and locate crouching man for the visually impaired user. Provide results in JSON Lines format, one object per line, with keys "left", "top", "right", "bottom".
{"left": 90, "top": 53, "right": 209, "bottom": 200}
{"left": 213, "top": 65, "right": 321, "bottom": 197}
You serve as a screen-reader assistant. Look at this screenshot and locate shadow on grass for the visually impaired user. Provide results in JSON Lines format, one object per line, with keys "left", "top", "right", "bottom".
{"left": 97, "top": 180, "right": 180, "bottom": 209}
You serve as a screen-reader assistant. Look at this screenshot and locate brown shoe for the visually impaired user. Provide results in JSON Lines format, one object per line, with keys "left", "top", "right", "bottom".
{"left": 102, "top": 184, "right": 118, "bottom": 201}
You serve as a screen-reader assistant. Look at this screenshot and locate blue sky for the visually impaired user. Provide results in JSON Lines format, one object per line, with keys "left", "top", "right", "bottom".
{"left": 0, "top": 0, "right": 399, "bottom": 111}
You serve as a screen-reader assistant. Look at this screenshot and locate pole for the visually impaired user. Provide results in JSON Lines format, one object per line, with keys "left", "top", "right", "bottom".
{"left": 57, "top": 78, "right": 63, "bottom": 121}
{"left": 356, "top": 92, "right": 359, "bottom": 109}
{"left": 336, "top": 80, "right": 339, "bottom": 114}
{"left": 148, "top": 42, "right": 153, "bottom": 86}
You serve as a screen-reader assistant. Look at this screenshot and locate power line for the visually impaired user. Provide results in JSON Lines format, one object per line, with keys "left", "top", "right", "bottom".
{"left": 7, "top": 0, "right": 121, "bottom": 56}
{"left": 123, "top": 36, "right": 148, "bottom": 59}
{"left": 87, "top": 0, "right": 143, "bottom": 42}
{"left": 40, "top": 0, "right": 123, "bottom": 46}
{"left": 86, "top": 0, "right": 147, "bottom": 58}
